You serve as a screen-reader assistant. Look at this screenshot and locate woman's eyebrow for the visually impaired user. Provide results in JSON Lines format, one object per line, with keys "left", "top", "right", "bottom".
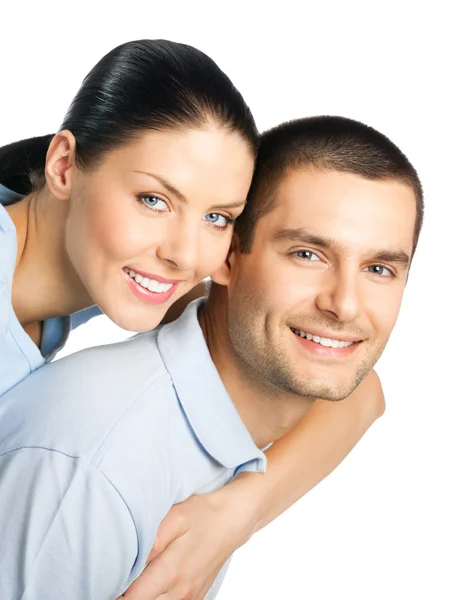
{"left": 133, "top": 170, "right": 246, "bottom": 211}
{"left": 210, "top": 200, "right": 246, "bottom": 210}
{"left": 133, "top": 170, "right": 188, "bottom": 203}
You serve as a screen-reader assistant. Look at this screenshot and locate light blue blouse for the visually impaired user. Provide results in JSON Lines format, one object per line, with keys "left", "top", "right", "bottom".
{"left": 0, "top": 183, "right": 100, "bottom": 394}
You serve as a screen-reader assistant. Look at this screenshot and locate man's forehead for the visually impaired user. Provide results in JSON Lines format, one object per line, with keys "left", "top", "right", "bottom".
{"left": 261, "top": 168, "right": 416, "bottom": 255}
{"left": 274, "top": 167, "right": 414, "bottom": 204}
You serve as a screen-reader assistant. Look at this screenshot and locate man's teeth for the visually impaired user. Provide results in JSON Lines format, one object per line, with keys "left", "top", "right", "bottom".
{"left": 290, "top": 328, "right": 355, "bottom": 348}
{"left": 124, "top": 267, "right": 173, "bottom": 293}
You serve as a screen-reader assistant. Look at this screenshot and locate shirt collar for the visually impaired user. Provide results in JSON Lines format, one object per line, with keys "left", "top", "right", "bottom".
{"left": 41, "top": 315, "right": 71, "bottom": 361}
{"left": 157, "top": 299, "right": 266, "bottom": 473}
{"left": 0, "top": 182, "right": 24, "bottom": 206}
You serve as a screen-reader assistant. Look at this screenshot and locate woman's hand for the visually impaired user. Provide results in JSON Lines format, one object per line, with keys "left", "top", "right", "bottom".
{"left": 117, "top": 477, "right": 260, "bottom": 600}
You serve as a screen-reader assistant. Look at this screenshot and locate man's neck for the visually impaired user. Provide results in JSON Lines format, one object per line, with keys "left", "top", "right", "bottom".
{"left": 199, "top": 289, "right": 311, "bottom": 449}
{"left": 6, "top": 190, "right": 93, "bottom": 328}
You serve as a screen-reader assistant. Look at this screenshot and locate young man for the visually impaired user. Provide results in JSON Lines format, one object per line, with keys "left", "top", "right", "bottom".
{"left": 0, "top": 116, "right": 423, "bottom": 599}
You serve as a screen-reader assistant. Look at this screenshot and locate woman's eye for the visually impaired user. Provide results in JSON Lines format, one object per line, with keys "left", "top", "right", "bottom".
{"left": 294, "top": 250, "right": 320, "bottom": 261}
{"left": 203, "top": 213, "right": 232, "bottom": 229}
{"left": 139, "top": 195, "right": 168, "bottom": 211}
{"left": 365, "top": 264, "right": 393, "bottom": 277}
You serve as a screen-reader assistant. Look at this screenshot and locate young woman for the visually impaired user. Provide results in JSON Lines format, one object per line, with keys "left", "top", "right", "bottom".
{"left": 0, "top": 39, "right": 384, "bottom": 599}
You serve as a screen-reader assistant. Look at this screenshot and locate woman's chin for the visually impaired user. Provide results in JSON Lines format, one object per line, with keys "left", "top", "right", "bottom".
{"left": 107, "top": 306, "right": 166, "bottom": 333}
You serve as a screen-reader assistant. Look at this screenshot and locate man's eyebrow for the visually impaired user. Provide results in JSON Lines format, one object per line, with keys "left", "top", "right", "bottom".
{"left": 133, "top": 170, "right": 187, "bottom": 203}
{"left": 272, "top": 227, "right": 411, "bottom": 266}
{"left": 369, "top": 250, "right": 411, "bottom": 267}
{"left": 272, "top": 228, "right": 345, "bottom": 252}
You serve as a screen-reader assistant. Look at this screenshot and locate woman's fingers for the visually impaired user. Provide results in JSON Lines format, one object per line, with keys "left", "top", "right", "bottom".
{"left": 118, "top": 490, "right": 252, "bottom": 600}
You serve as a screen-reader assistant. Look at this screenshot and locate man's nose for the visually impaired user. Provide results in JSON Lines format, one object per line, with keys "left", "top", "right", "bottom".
{"left": 314, "top": 266, "right": 362, "bottom": 323}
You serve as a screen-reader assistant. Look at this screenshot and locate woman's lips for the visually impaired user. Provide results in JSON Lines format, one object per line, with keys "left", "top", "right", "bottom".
{"left": 123, "top": 267, "right": 181, "bottom": 305}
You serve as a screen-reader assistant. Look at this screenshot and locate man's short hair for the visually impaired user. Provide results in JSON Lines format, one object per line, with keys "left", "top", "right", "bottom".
{"left": 235, "top": 116, "right": 424, "bottom": 254}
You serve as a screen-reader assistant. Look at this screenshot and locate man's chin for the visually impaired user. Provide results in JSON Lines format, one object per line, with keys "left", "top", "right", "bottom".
{"left": 289, "top": 374, "right": 361, "bottom": 402}
{"left": 292, "top": 356, "right": 376, "bottom": 401}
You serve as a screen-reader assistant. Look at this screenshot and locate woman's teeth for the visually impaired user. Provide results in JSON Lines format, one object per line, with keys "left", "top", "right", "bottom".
{"left": 124, "top": 267, "right": 173, "bottom": 293}
{"left": 290, "top": 327, "right": 355, "bottom": 348}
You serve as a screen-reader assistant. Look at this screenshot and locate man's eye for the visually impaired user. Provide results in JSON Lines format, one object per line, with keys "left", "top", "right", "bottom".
{"left": 365, "top": 265, "right": 393, "bottom": 277}
{"left": 294, "top": 250, "right": 320, "bottom": 261}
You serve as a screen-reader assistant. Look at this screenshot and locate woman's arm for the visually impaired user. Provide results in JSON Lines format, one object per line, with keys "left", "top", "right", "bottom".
{"left": 231, "top": 369, "right": 385, "bottom": 531}
{"left": 119, "top": 370, "right": 384, "bottom": 600}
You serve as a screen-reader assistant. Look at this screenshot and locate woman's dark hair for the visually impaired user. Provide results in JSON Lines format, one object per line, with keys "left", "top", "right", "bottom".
{"left": 0, "top": 39, "right": 259, "bottom": 194}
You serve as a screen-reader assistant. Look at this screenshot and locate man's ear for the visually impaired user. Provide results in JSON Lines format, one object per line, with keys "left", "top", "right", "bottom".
{"left": 211, "top": 232, "right": 241, "bottom": 286}
{"left": 44, "top": 130, "right": 77, "bottom": 201}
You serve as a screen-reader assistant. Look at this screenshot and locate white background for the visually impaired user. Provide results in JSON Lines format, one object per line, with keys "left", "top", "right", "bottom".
{"left": 1, "top": 1, "right": 474, "bottom": 598}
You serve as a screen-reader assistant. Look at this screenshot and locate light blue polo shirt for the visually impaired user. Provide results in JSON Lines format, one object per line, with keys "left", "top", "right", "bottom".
{"left": 0, "top": 299, "right": 266, "bottom": 599}
{"left": 0, "top": 183, "right": 101, "bottom": 395}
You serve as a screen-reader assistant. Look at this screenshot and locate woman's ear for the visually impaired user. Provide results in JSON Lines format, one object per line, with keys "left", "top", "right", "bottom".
{"left": 44, "top": 130, "right": 77, "bottom": 200}
{"left": 211, "top": 233, "right": 241, "bottom": 286}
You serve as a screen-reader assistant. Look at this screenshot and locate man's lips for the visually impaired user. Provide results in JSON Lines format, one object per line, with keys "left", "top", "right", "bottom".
{"left": 290, "top": 327, "right": 364, "bottom": 361}
{"left": 290, "top": 327, "right": 362, "bottom": 357}
{"left": 289, "top": 325, "right": 364, "bottom": 344}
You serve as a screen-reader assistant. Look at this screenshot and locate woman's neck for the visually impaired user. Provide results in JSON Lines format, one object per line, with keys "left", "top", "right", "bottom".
{"left": 7, "top": 189, "right": 93, "bottom": 329}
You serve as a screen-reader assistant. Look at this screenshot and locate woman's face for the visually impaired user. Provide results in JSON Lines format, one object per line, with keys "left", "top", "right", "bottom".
{"left": 65, "top": 126, "right": 254, "bottom": 331}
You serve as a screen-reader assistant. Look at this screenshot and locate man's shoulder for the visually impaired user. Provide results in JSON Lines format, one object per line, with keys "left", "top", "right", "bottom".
{"left": 0, "top": 330, "right": 180, "bottom": 583}
{"left": 0, "top": 330, "right": 175, "bottom": 462}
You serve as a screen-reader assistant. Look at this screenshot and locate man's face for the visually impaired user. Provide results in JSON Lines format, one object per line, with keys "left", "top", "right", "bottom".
{"left": 226, "top": 169, "right": 416, "bottom": 401}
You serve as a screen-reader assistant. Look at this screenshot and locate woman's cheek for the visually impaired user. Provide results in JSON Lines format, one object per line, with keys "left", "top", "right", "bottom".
{"left": 203, "top": 237, "right": 232, "bottom": 276}
{"left": 96, "top": 207, "right": 146, "bottom": 262}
